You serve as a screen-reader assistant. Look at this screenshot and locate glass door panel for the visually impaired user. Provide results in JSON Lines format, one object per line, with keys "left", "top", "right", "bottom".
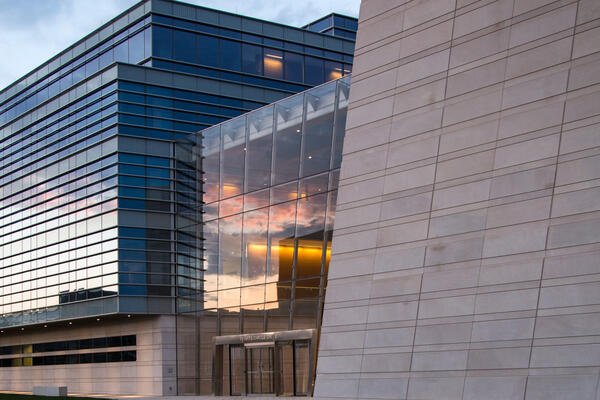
{"left": 294, "top": 340, "right": 310, "bottom": 395}
{"left": 230, "top": 345, "right": 245, "bottom": 395}
{"left": 278, "top": 342, "right": 294, "bottom": 396}
{"left": 246, "top": 346, "right": 274, "bottom": 394}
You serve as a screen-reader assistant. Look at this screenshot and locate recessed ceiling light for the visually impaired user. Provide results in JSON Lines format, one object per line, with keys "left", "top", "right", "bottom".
{"left": 68, "top": 322, "right": 72, "bottom": 325}
{"left": 44, "top": 325, "right": 47, "bottom": 328}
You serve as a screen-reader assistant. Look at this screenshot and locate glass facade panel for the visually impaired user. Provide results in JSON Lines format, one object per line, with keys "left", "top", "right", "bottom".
{"left": 273, "top": 95, "right": 303, "bottom": 185}
{"left": 245, "top": 106, "right": 273, "bottom": 192}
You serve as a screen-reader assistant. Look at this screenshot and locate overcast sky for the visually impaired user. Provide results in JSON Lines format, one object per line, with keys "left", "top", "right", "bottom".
{"left": 0, "top": 0, "right": 361, "bottom": 90}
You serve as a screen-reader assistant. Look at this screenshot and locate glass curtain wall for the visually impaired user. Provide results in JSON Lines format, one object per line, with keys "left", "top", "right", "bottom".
{"left": 175, "top": 76, "right": 350, "bottom": 395}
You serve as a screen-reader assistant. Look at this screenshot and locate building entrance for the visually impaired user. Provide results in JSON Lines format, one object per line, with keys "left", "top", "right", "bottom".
{"left": 214, "top": 330, "right": 316, "bottom": 396}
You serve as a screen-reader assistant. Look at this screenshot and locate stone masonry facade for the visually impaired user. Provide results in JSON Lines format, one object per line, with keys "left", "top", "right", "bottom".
{"left": 314, "top": 0, "right": 600, "bottom": 398}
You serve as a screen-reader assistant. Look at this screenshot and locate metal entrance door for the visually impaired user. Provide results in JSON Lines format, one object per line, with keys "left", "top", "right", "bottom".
{"left": 246, "top": 346, "right": 275, "bottom": 394}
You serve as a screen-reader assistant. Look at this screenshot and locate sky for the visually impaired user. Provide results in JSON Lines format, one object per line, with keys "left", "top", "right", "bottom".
{"left": 0, "top": 0, "right": 361, "bottom": 90}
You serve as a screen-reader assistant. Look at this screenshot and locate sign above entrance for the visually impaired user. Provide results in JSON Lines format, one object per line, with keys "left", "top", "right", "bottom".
{"left": 213, "top": 329, "right": 316, "bottom": 345}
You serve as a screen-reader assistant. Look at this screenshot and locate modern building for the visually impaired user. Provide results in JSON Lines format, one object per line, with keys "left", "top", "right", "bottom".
{"left": 2, "top": 0, "right": 599, "bottom": 398}
{"left": 0, "top": 0, "right": 355, "bottom": 395}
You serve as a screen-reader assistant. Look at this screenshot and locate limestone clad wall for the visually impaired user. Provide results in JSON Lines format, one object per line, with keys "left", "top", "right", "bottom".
{"left": 0, "top": 315, "right": 176, "bottom": 396}
{"left": 314, "top": 0, "right": 600, "bottom": 398}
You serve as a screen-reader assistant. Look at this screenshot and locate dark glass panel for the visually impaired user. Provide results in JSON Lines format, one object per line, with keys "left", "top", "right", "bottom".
{"left": 219, "top": 39, "right": 241, "bottom": 71}
{"left": 173, "top": 29, "right": 196, "bottom": 63}
{"left": 284, "top": 52, "right": 303, "bottom": 83}
{"left": 122, "top": 351, "right": 137, "bottom": 361}
{"left": 332, "top": 80, "right": 350, "bottom": 169}
{"left": 304, "top": 56, "right": 324, "bottom": 85}
{"left": 107, "top": 351, "right": 122, "bottom": 362}
{"left": 242, "top": 43, "right": 263, "bottom": 76}
{"left": 122, "top": 335, "right": 136, "bottom": 346}
{"left": 153, "top": 26, "right": 172, "bottom": 58}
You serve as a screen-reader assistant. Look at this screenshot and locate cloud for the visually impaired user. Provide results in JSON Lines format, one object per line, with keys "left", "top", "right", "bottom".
{"left": 0, "top": 0, "right": 360, "bottom": 90}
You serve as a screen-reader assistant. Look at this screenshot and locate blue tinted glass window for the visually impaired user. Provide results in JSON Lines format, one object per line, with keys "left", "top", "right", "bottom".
{"left": 173, "top": 29, "right": 196, "bottom": 63}
{"left": 147, "top": 167, "right": 170, "bottom": 178}
{"left": 173, "top": 17, "right": 197, "bottom": 30}
{"left": 242, "top": 44, "right": 263, "bottom": 75}
{"left": 120, "top": 164, "right": 145, "bottom": 175}
{"left": 305, "top": 56, "right": 324, "bottom": 85}
{"left": 120, "top": 114, "right": 144, "bottom": 125}
{"left": 197, "top": 23, "right": 218, "bottom": 35}
{"left": 119, "top": 187, "right": 146, "bottom": 198}
{"left": 119, "top": 285, "right": 146, "bottom": 295}
{"left": 220, "top": 97, "right": 242, "bottom": 108}
{"left": 114, "top": 40, "right": 128, "bottom": 63}
{"left": 120, "top": 227, "right": 146, "bottom": 238}
{"left": 173, "top": 88, "right": 196, "bottom": 100}
{"left": 129, "top": 31, "right": 145, "bottom": 64}
{"left": 146, "top": 85, "right": 171, "bottom": 96}
{"left": 284, "top": 42, "right": 303, "bottom": 52}
{"left": 153, "top": 26, "right": 172, "bottom": 58}
{"left": 120, "top": 153, "right": 145, "bottom": 164}
{"left": 119, "top": 274, "right": 147, "bottom": 284}
{"left": 220, "top": 28, "right": 241, "bottom": 39}
{"left": 120, "top": 103, "right": 144, "bottom": 114}
{"left": 147, "top": 156, "right": 170, "bottom": 167}
{"left": 284, "top": 52, "right": 303, "bottom": 82}
{"left": 219, "top": 39, "right": 241, "bottom": 71}
{"left": 242, "top": 33, "right": 262, "bottom": 44}
{"left": 119, "top": 91, "right": 144, "bottom": 103}
{"left": 98, "top": 49, "right": 114, "bottom": 70}
{"left": 119, "top": 175, "right": 145, "bottom": 186}
{"left": 305, "top": 46, "right": 323, "bottom": 57}
{"left": 119, "top": 198, "right": 146, "bottom": 209}
{"left": 197, "top": 35, "right": 218, "bottom": 67}
{"left": 85, "top": 58, "right": 99, "bottom": 77}
{"left": 264, "top": 38, "right": 283, "bottom": 48}
{"left": 145, "top": 27, "right": 152, "bottom": 58}
{"left": 120, "top": 239, "right": 146, "bottom": 250}
{"left": 147, "top": 178, "right": 170, "bottom": 188}
{"left": 198, "top": 103, "right": 220, "bottom": 114}
{"left": 172, "top": 62, "right": 196, "bottom": 74}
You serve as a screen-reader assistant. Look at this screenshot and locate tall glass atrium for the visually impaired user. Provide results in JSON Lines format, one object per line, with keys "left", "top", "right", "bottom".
{"left": 175, "top": 76, "right": 350, "bottom": 395}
